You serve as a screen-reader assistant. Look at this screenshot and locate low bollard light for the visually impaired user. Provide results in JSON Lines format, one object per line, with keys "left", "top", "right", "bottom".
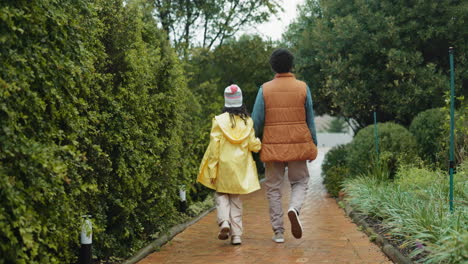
{"left": 179, "top": 187, "right": 187, "bottom": 212}
{"left": 80, "top": 215, "right": 92, "bottom": 264}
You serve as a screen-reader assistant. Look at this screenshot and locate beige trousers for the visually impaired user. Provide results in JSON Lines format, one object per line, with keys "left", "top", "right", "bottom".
{"left": 215, "top": 192, "right": 243, "bottom": 236}
{"left": 265, "top": 161, "right": 310, "bottom": 233}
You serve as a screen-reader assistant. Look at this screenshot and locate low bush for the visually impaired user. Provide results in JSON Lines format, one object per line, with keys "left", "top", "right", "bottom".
{"left": 409, "top": 108, "right": 447, "bottom": 168}
{"left": 343, "top": 162, "right": 468, "bottom": 263}
{"left": 323, "top": 166, "right": 350, "bottom": 197}
{"left": 322, "top": 144, "right": 350, "bottom": 197}
{"left": 453, "top": 103, "right": 468, "bottom": 165}
{"left": 346, "top": 122, "right": 418, "bottom": 177}
{"left": 322, "top": 144, "right": 349, "bottom": 174}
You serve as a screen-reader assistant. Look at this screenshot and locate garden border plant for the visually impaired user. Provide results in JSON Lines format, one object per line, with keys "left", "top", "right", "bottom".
{"left": 341, "top": 163, "right": 467, "bottom": 264}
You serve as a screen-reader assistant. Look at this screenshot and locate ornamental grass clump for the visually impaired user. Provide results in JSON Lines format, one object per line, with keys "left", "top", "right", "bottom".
{"left": 343, "top": 162, "right": 468, "bottom": 263}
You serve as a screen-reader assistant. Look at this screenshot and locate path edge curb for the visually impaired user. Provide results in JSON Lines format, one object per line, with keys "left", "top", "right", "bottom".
{"left": 122, "top": 206, "right": 216, "bottom": 264}
{"left": 339, "top": 199, "right": 414, "bottom": 264}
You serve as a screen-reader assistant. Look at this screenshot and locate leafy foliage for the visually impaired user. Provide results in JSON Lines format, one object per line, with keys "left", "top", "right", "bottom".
{"left": 285, "top": 0, "right": 468, "bottom": 129}
{"left": 0, "top": 0, "right": 193, "bottom": 262}
{"left": 346, "top": 122, "right": 418, "bottom": 177}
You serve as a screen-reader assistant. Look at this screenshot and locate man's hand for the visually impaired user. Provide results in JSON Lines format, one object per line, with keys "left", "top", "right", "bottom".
{"left": 210, "top": 178, "right": 216, "bottom": 185}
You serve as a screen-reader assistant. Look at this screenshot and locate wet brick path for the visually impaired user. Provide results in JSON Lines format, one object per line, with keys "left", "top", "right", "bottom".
{"left": 138, "top": 148, "right": 391, "bottom": 264}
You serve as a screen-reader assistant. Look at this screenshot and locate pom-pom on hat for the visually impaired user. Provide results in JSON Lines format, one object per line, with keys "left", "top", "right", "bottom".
{"left": 224, "top": 84, "right": 243, "bottom": 108}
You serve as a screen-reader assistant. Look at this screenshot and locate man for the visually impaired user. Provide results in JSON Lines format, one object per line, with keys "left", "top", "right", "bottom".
{"left": 252, "top": 48, "right": 318, "bottom": 243}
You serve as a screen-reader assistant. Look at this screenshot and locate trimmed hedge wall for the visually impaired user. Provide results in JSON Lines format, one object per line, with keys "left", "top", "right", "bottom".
{"left": 0, "top": 0, "right": 196, "bottom": 262}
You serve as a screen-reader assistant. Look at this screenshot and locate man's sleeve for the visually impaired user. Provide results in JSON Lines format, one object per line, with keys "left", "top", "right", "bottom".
{"left": 305, "top": 86, "right": 318, "bottom": 146}
{"left": 251, "top": 87, "right": 265, "bottom": 138}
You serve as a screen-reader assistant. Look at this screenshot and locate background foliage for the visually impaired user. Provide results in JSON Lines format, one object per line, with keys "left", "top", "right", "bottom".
{"left": 187, "top": 34, "right": 276, "bottom": 112}
{"left": 286, "top": 0, "right": 468, "bottom": 129}
{"left": 149, "top": 0, "right": 281, "bottom": 56}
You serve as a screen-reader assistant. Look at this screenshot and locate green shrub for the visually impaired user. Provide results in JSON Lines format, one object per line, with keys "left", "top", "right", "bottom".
{"left": 347, "top": 122, "right": 418, "bottom": 177}
{"left": 322, "top": 144, "right": 349, "bottom": 174}
{"left": 322, "top": 144, "right": 350, "bottom": 197}
{"left": 453, "top": 103, "right": 468, "bottom": 165}
{"left": 323, "top": 166, "right": 350, "bottom": 197}
{"left": 409, "top": 108, "right": 447, "bottom": 168}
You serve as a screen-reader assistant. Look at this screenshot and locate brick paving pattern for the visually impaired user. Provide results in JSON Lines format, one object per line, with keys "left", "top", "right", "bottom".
{"left": 138, "top": 148, "right": 392, "bottom": 264}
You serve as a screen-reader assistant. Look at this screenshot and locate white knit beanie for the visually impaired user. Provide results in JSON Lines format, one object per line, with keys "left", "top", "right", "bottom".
{"left": 224, "top": 84, "right": 242, "bottom": 108}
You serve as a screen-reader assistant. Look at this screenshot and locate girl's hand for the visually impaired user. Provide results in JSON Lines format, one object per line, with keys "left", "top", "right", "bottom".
{"left": 210, "top": 178, "right": 216, "bottom": 185}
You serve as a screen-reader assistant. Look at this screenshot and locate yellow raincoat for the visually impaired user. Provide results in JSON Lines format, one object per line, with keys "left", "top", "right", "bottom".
{"left": 197, "top": 113, "right": 261, "bottom": 194}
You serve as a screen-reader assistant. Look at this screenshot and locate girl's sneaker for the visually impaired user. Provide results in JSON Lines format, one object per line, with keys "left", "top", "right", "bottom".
{"left": 272, "top": 232, "right": 284, "bottom": 243}
{"left": 218, "top": 221, "right": 230, "bottom": 240}
{"left": 231, "top": 235, "right": 242, "bottom": 245}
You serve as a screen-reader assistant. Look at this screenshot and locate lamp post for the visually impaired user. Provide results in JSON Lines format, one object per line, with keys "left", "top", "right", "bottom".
{"left": 179, "top": 187, "right": 187, "bottom": 212}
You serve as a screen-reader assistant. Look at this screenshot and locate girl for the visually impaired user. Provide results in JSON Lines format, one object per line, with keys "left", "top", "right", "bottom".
{"left": 197, "top": 84, "right": 261, "bottom": 245}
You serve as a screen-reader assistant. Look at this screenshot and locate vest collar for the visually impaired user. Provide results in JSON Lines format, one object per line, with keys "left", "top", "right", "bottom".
{"left": 274, "top": 72, "right": 295, "bottom": 79}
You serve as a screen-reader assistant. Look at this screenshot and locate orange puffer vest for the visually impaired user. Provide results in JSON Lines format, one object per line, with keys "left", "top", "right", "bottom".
{"left": 260, "top": 73, "right": 317, "bottom": 162}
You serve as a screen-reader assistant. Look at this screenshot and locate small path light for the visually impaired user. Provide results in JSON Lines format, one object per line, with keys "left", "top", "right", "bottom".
{"left": 80, "top": 214, "right": 92, "bottom": 264}
{"left": 179, "top": 187, "right": 187, "bottom": 213}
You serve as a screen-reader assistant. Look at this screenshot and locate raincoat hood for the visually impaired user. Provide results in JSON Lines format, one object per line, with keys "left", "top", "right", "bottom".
{"left": 197, "top": 113, "right": 262, "bottom": 194}
{"left": 215, "top": 113, "right": 253, "bottom": 144}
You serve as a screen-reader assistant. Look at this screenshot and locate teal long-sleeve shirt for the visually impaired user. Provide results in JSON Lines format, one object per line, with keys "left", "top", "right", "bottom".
{"left": 251, "top": 85, "right": 318, "bottom": 146}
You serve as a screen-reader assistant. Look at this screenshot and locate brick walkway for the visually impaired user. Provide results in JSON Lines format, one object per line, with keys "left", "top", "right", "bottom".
{"left": 138, "top": 148, "right": 391, "bottom": 264}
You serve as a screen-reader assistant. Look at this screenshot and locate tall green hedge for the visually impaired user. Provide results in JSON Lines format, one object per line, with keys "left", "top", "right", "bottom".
{"left": 0, "top": 0, "right": 194, "bottom": 262}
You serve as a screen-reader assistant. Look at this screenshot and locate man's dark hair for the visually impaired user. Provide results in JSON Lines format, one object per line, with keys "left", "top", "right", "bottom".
{"left": 269, "top": 48, "right": 294, "bottom": 73}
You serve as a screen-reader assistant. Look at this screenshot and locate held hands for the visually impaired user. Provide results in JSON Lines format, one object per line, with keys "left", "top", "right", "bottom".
{"left": 210, "top": 178, "right": 217, "bottom": 185}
